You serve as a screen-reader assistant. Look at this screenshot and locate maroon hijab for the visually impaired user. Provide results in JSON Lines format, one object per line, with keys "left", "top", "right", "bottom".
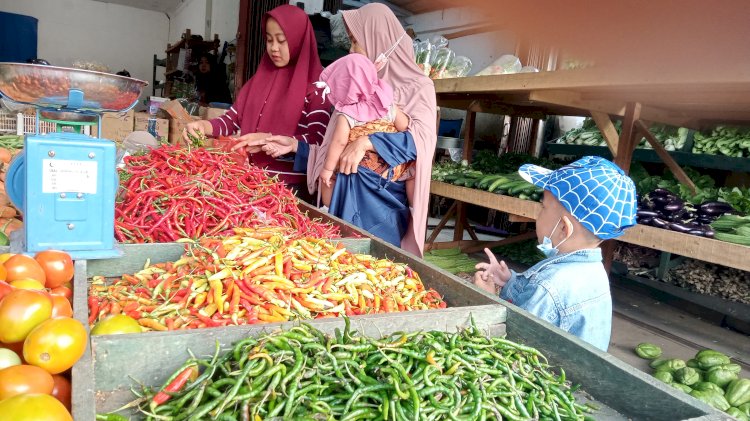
{"left": 239, "top": 5, "right": 322, "bottom": 136}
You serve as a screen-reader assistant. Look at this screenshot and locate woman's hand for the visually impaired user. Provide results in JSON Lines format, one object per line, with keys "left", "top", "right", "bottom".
{"left": 260, "top": 135, "right": 298, "bottom": 158}
{"left": 230, "top": 132, "right": 272, "bottom": 154}
{"left": 338, "top": 135, "right": 373, "bottom": 174}
{"left": 182, "top": 120, "right": 213, "bottom": 144}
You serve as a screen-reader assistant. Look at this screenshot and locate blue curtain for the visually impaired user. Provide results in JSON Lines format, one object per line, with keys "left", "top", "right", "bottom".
{"left": 0, "top": 12, "right": 38, "bottom": 63}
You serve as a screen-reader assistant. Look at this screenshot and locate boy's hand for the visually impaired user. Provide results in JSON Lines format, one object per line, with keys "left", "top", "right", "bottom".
{"left": 473, "top": 248, "right": 511, "bottom": 293}
{"left": 320, "top": 169, "right": 334, "bottom": 187}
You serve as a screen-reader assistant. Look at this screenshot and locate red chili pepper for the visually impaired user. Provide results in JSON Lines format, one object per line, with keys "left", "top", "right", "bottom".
{"left": 151, "top": 365, "right": 198, "bottom": 407}
{"left": 88, "top": 296, "right": 100, "bottom": 324}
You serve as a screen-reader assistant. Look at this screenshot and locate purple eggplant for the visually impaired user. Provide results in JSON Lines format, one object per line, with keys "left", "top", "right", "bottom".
{"left": 702, "top": 227, "right": 715, "bottom": 238}
{"left": 698, "top": 201, "right": 736, "bottom": 216}
{"left": 649, "top": 188, "right": 673, "bottom": 197}
{"left": 688, "top": 229, "right": 706, "bottom": 236}
{"left": 668, "top": 221, "right": 700, "bottom": 233}
{"left": 663, "top": 198, "right": 685, "bottom": 213}
{"left": 650, "top": 217, "right": 670, "bottom": 229}
{"left": 637, "top": 210, "right": 661, "bottom": 219}
{"left": 637, "top": 217, "right": 654, "bottom": 226}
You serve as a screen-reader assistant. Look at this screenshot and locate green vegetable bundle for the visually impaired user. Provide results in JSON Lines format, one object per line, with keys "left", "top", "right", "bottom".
{"left": 0, "top": 134, "right": 23, "bottom": 150}
{"left": 493, "top": 239, "right": 546, "bottom": 267}
{"left": 556, "top": 119, "right": 689, "bottom": 151}
{"left": 423, "top": 248, "right": 479, "bottom": 274}
{"left": 693, "top": 126, "right": 750, "bottom": 157}
{"left": 129, "top": 319, "right": 595, "bottom": 420}
{"left": 711, "top": 214, "right": 750, "bottom": 245}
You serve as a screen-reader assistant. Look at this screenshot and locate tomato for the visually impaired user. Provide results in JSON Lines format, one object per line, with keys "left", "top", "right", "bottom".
{"left": 50, "top": 296, "right": 73, "bottom": 319}
{"left": 0, "top": 347, "right": 21, "bottom": 369}
{"left": 0, "top": 279, "right": 12, "bottom": 301}
{"left": 9, "top": 278, "right": 45, "bottom": 290}
{"left": 90, "top": 314, "right": 142, "bottom": 335}
{"left": 34, "top": 251, "right": 74, "bottom": 289}
{"left": 23, "top": 317, "right": 86, "bottom": 374}
{"left": 0, "top": 393, "right": 73, "bottom": 421}
{"left": 0, "top": 364, "right": 54, "bottom": 400}
{"left": 49, "top": 284, "right": 72, "bottom": 303}
{"left": 50, "top": 374, "right": 72, "bottom": 411}
{"left": 0, "top": 252, "right": 15, "bottom": 265}
{"left": 0, "top": 264, "right": 6, "bottom": 281}
{"left": 4, "top": 254, "right": 46, "bottom": 285}
{"left": 0, "top": 289, "right": 52, "bottom": 343}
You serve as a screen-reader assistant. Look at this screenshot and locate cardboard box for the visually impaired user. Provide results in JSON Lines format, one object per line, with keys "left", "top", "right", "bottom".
{"left": 134, "top": 112, "right": 169, "bottom": 144}
{"left": 90, "top": 110, "right": 134, "bottom": 143}
{"left": 168, "top": 116, "right": 201, "bottom": 145}
{"left": 202, "top": 106, "right": 228, "bottom": 120}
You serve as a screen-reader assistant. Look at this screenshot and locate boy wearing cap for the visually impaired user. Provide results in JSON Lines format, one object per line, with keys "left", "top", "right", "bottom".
{"left": 473, "top": 156, "right": 637, "bottom": 351}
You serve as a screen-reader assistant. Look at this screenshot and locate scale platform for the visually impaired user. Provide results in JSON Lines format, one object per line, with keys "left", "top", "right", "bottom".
{"left": 0, "top": 63, "right": 148, "bottom": 259}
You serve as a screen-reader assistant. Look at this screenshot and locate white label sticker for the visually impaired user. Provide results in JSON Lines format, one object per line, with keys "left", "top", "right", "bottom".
{"left": 42, "top": 159, "right": 98, "bottom": 194}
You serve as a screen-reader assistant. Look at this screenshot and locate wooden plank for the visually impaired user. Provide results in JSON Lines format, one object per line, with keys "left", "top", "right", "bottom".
{"left": 618, "top": 224, "right": 750, "bottom": 273}
{"left": 431, "top": 181, "right": 542, "bottom": 219}
{"left": 462, "top": 109, "right": 476, "bottom": 162}
{"left": 590, "top": 110, "right": 620, "bottom": 156}
{"left": 635, "top": 120, "right": 698, "bottom": 194}
{"left": 71, "top": 260, "right": 95, "bottom": 421}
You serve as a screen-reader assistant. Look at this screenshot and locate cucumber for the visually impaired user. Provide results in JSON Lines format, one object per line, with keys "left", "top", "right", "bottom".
{"left": 477, "top": 175, "right": 503, "bottom": 190}
{"left": 488, "top": 177, "right": 510, "bottom": 193}
{"left": 508, "top": 181, "right": 533, "bottom": 196}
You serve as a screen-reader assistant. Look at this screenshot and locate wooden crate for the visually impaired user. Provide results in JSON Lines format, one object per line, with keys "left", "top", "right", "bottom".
{"left": 70, "top": 240, "right": 721, "bottom": 420}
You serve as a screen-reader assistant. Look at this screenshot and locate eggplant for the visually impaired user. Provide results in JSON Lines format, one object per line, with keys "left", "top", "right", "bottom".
{"left": 698, "top": 201, "right": 736, "bottom": 216}
{"left": 649, "top": 188, "right": 673, "bottom": 197}
{"left": 650, "top": 217, "right": 670, "bottom": 229}
{"left": 649, "top": 195, "right": 671, "bottom": 208}
{"left": 668, "top": 221, "right": 700, "bottom": 234}
{"left": 697, "top": 216, "right": 716, "bottom": 225}
{"left": 663, "top": 198, "right": 685, "bottom": 213}
{"left": 637, "top": 210, "right": 661, "bottom": 219}
{"left": 688, "top": 229, "right": 707, "bottom": 237}
{"left": 638, "top": 217, "right": 654, "bottom": 226}
{"left": 702, "top": 227, "right": 716, "bottom": 238}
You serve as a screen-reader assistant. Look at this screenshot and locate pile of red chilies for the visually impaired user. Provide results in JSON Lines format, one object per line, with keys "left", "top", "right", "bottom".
{"left": 115, "top": 146, "right": 339, "bottom": 243}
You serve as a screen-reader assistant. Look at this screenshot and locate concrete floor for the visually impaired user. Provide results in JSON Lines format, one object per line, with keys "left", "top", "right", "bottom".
{"left": 426, "top": 217, "right": 750, "bottom": 377}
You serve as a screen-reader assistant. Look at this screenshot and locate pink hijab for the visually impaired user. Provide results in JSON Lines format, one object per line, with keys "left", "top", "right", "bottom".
{"left": 318, "top": 54, "right": 394, "bottom": 122}
{"left": 307, "top": 3, "right": 437, "bottom": 256}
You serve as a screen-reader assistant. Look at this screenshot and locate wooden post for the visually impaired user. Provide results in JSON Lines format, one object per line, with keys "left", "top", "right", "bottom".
{"left": 590, "top": 111, "right": 619, "bottom": 157}
{"left": 635, "top": 120, "right": 698, "bottom": 195}
{"left": 605, "top": 102, "right": 641, "bottom": 273}
{"left": 613, "top": 102, "right": 642, "bottom": 174}
{"left": 455, "top": 109, "right": 477, "bottom": 241}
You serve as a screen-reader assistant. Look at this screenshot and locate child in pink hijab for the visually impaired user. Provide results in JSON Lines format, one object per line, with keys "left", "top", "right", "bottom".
{"left": 316, "top": 54, "right": 412, "bottom": 206}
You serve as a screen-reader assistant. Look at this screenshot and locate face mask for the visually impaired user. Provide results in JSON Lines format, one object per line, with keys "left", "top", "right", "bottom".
{"left": 537, "top": 217, "right": 573, "bottom": 258}
{"left": 373, "top": 32, "right": 406, "bottom": 72}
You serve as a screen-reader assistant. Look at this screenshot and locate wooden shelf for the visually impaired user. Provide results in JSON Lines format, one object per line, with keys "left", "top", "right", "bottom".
{"left": 546, "top": 143, "right": 750, "bottom": 173}
{"left": 430, "top": 181, "right": 750, "bottom": 273}
{"left": 434, "top": 68, "right": 750, "bottom": 130}
{"left": 430, "top": 181, "right": 540, "bottom": 219}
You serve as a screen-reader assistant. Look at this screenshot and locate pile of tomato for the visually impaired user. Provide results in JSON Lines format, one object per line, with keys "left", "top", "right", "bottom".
{"left": 0, "top": 250, "right": 83, "bottom": 421}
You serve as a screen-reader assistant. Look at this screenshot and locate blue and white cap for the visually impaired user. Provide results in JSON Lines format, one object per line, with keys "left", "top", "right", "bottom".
{"left": 519, "top": 156, "right": 637, "bottom": 239}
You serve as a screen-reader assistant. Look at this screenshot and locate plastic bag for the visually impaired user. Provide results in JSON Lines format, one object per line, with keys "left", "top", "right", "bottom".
{"left": 429, "top": 35, "right": 449, "bottom": 49}
{"left": 476, "top": 54, "right": 522, "bottom": 76}
{"left": 414, "top": 40, "right": 434, "bottom": 77}
{"left": 443, "top": 56, "right": 473, "bottom": 78}
{"left": 429, "top": 48, "right": 455, "bottom": 79}
{"left": 117, "top": 131, "right": 157, "bottom": 167}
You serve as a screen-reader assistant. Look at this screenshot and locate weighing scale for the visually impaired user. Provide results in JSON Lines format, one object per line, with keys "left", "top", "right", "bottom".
{"left": 0, "top": 63, "right": 147, "bottom": 259}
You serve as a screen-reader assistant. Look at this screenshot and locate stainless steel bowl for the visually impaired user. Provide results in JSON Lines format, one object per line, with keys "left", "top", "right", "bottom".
{"left": 0, "top": 63, "right": 148, "bottom": 113}
{"left": 39, "top": 110, "right": 98, "bottom": 123}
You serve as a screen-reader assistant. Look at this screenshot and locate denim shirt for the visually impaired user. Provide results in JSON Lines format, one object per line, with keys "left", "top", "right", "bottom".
{"left": 499, "top": 248, "right": 612, "bottom": 351}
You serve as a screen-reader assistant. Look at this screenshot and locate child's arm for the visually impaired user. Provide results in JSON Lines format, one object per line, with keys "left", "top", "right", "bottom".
{"left": 393, "top": 106, "right": 409, "bottom": 132}
{"left": 320, "top": 114, "right": 351, "bottom": 186}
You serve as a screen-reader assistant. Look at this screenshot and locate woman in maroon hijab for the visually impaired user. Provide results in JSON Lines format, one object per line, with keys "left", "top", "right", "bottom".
{"left": 183, "top": 5, "right": 331, "bottom": 196}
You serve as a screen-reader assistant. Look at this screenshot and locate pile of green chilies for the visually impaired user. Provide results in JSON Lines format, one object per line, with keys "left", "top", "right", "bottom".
{"left": 126, "top": 319, "right": 595, "bottom": 421}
